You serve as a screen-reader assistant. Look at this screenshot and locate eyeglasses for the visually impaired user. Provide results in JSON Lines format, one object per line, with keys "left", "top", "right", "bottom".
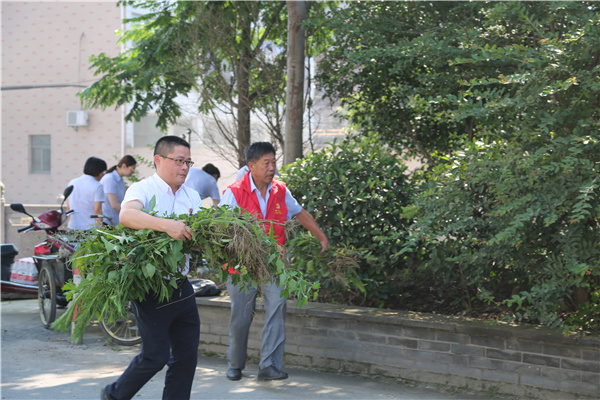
{"left": 160, "top": 155, "right": 194, "bottom": 168}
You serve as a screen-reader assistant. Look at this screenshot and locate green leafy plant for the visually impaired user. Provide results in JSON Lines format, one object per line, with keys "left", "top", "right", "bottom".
{"left": 566, "top": 288, "right": 600, "bottom": 332}
{"left": 282, "top": 134, "right": 413, "bottom": 306}
{"left": 52, "top": 204, "right": 319, "bottom": 342}
{"left": 312, "top": 0, "right": 600, "bottom": 332}
{"left": 401, "top": 137, "right": 600, "bottom": 333}
{"left": 286, "top": 231, "right": 365, "bottom": 295}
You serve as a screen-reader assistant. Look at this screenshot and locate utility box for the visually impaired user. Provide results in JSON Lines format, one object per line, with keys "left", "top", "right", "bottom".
{"left": 66, "top": 110, "right": 89, "bottom": 127}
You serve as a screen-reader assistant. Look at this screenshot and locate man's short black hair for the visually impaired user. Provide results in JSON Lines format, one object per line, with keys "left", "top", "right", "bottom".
{"left": 83, "top": 157, "right": 107, "bottom": 178}
{"left": 154, "top": 135, "right": 190, "bottom": 156}
{"left": 245, "top": 142, "right": 276, "bottom": 164}
{"left": 202, "top": 163, "right": 220, "bottom": 179}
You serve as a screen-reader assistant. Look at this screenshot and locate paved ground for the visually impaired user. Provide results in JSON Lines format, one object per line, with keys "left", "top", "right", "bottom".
{"left": 1, "top": 299, "right": 498, "bottom": 400}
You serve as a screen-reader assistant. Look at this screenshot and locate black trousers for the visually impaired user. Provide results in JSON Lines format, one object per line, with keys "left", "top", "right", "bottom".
{"left": 107, "top": 279, "right": 200, "bottom": 400}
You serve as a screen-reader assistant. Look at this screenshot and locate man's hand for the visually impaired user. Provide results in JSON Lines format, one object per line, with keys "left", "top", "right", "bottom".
{"left": 121, "top": 200, "right": 192, "bottom": 240}
{"left": 164, "top": 219, "right": 192, "bottom": 241}
{"left": 319, "top": 237, "right": 330, "bottom": 253}
{"left": 295, "top": 209, "right": 330, "bottom": 253}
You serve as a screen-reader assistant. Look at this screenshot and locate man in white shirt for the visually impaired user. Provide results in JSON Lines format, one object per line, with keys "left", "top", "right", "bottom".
{"left": 185, "top": 163, "right": 221, "bottom": 206}
{"left": 101, "top": 136, "right": 201, "bottom": 400}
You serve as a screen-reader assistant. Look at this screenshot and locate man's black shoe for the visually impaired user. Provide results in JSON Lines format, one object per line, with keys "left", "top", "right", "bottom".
{"left": 257, "top": 366, "right": 288, "bottom": 381}
{"left": 226, "top": 368, "right": 242, "bottom": 381}
{"left": 100, "top": 385, "right": 116, "bottom": 400}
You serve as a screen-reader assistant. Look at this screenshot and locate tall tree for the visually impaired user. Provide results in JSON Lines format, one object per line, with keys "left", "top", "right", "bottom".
{"left": 284, "top": 0, "right": 308, "bottom": 164}
{"left": 315, "top": 1, "right": 599, "bottom": 166}
{"left": 307, "top": 0, "right": 600, "bottom": 331}
{"left": 81, "top": 1, "right": 287, "bottom": 168}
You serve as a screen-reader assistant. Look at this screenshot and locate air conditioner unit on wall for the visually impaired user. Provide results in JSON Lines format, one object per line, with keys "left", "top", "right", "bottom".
{"left": 66, "top": 110, "right": 89, "bottom": 127}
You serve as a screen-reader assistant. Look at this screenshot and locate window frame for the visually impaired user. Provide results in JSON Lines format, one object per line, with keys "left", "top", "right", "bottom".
{"left": 30, "top": 134, "right": 51, "bottom": 174}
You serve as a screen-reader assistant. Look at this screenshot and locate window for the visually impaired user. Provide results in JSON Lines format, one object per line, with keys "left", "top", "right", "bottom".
{"left": 30, "top": 135, "right": 51, "bottom": 174}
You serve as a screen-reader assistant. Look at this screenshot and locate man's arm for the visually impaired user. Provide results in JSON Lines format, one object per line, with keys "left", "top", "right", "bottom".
{"left": 120, "top": 200, "right": 192, "bottom": 241}
{"left": 294, "top": 209, "right": 330, "bottom": 252}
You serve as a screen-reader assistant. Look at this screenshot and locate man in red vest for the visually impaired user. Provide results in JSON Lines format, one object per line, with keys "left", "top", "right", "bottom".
{"left": 220, "top": 142, "right": 329, "bottom": 382}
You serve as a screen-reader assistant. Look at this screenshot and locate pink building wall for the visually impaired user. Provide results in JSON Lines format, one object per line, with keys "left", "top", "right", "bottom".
{"left": 2, "top": 1, "right": 124, "bottom": 204}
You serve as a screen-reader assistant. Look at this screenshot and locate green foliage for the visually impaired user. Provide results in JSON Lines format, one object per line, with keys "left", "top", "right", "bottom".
{"left": 312, "top": 1, "right": 600, "bottom": 332}
{"left": 311, "top": 1, "right": 491, "bottom": 164}
{"left": 566, "top": 286, "right": 600, "bottom": 332}
{"left": 313, "top": 1, "right": 600, "bottom": 167}
{"left": 401, "top": 137, "right": 600, "bottom": 333}
{"left": 282, "top": 134, "right": 413, "bottom": 304}
{"left": 285, "top": 231, "right": 365, "bottom": 299}
{"left": 81, "top": 1, "right": 289, "bottom": 165}
{"left": 82, "top": 1, "right": 336, "bottom": 165}
{"left": 52, "top": 205, "right": 318, "bottom": 342}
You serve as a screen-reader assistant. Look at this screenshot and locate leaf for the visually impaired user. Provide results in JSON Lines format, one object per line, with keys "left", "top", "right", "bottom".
{"left": 147, "top": 195, "right": 157, "bottom": 213}
{"left": 101, "top": 237, "right": 120, "bottom": 254}
{"left": 143, "top": 263, "right": 156, "bottom": 278}
{"left": 108, "top": 270, "right": 118, "bottom": 281}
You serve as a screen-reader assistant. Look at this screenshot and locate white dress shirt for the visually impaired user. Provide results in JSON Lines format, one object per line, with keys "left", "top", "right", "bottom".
{"left": 122, "top": 173, "right": 202, "bottom": 275}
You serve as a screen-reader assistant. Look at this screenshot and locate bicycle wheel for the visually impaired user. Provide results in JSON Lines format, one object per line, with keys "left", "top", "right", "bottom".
{"left": 38, "top": 264, "right": 57, "bottom": 329}
{"left": 99, "top": 302, "right": 141, "bottom": 346}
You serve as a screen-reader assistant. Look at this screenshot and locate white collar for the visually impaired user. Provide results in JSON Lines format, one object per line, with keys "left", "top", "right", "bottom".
{"left": 248, "top": 172, "right": 272, "bottom": 194}
{"left": 152, "top": 173, "right": 178, "bottom": 195}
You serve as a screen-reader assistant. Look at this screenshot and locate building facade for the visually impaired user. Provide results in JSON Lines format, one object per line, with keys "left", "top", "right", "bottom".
{"left": 2, "top": 1, "right": 127, "bottom": 205}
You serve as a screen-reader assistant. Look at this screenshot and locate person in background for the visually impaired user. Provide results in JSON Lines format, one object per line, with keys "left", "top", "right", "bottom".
{"left": 185, "top": 163, "right": 221, "bottom": 206}
{"left": 100, "top": 155, "right": 137, "bottom": 226}
{"left": 220, "top": 142, "right": 329, "bottom": 382}
{"left": 235, "top": 165, "right": 249, "bottom": 181}
{"left": 66, "top": 156, "right": 107, "bottom": 230}
{"left": 101, "top": 136, "right": 201, "bottom": 400}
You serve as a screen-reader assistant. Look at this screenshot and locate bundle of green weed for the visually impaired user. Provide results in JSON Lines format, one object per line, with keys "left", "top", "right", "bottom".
{"left": 52, "top": 206, "right": 319, "bottom": 342}
{"left": 286, "top": 230, "right": 367, "bottom": 297}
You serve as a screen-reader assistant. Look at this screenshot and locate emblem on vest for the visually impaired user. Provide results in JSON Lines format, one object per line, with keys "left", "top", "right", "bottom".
{"left": 275, "top": 203, "right": 283, "bottom": 215}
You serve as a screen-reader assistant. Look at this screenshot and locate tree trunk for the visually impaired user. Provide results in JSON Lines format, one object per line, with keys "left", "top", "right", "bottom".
{"left": 284, "top": 0, "right": 308, "bottom": 165}
{"left": 236, "top": 17, "right": 252, "bottom": 168}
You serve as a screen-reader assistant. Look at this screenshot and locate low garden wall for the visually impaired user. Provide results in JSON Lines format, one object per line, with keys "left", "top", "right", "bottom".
{"left": 196, "top": 296, "right": 599, "bottom": 399}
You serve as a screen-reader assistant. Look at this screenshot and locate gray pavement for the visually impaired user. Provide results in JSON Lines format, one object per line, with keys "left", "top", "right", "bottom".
{"left": 1, "top": 299, "right": 495, "bottom": 400}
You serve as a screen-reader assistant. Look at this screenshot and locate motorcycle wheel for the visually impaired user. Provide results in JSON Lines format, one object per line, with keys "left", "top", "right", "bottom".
{"left": 38, "top": 264, "right": 57, "bottom": 328}
{"left": 99, "top": 302, "right": 142, "bottom": 346}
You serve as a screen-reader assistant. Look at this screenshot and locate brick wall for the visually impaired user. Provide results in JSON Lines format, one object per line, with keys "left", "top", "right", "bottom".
{"left": 2, "top": 2, "right": 123, "bottom": 205}
{"left": 196, "top": 297, "right": 599, "bottom": 399}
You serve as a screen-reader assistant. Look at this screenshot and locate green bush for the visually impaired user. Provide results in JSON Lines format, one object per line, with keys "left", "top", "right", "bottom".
{"left": 282, "top": 135, "right": 413, "bottom": 305}
{"left": 401, "top": 136, "right": 600, "bottom": 333}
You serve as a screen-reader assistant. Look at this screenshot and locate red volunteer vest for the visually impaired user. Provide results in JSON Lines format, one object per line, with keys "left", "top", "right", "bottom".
{"left": 228, "top": 173, "right": 288, "bottom": 246}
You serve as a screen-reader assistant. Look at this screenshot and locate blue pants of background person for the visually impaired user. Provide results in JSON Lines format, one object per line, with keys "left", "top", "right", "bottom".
{"left": 106, "top": 279, "right": 200, "bottom": 400}
{"left": 226, "top": 277, "right": 286, "bottom": 371}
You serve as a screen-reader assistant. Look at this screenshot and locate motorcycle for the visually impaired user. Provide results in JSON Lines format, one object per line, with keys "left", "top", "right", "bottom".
{"left": 5, "top": 186, "right": 141, "bottom": 346}
{"left": 2, "top": 186, "right": 76, "bottom": 304}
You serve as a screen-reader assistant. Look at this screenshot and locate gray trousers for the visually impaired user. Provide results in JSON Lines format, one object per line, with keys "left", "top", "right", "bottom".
{"left": 226, "top": 277, "right": 287, "bottom": 371}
